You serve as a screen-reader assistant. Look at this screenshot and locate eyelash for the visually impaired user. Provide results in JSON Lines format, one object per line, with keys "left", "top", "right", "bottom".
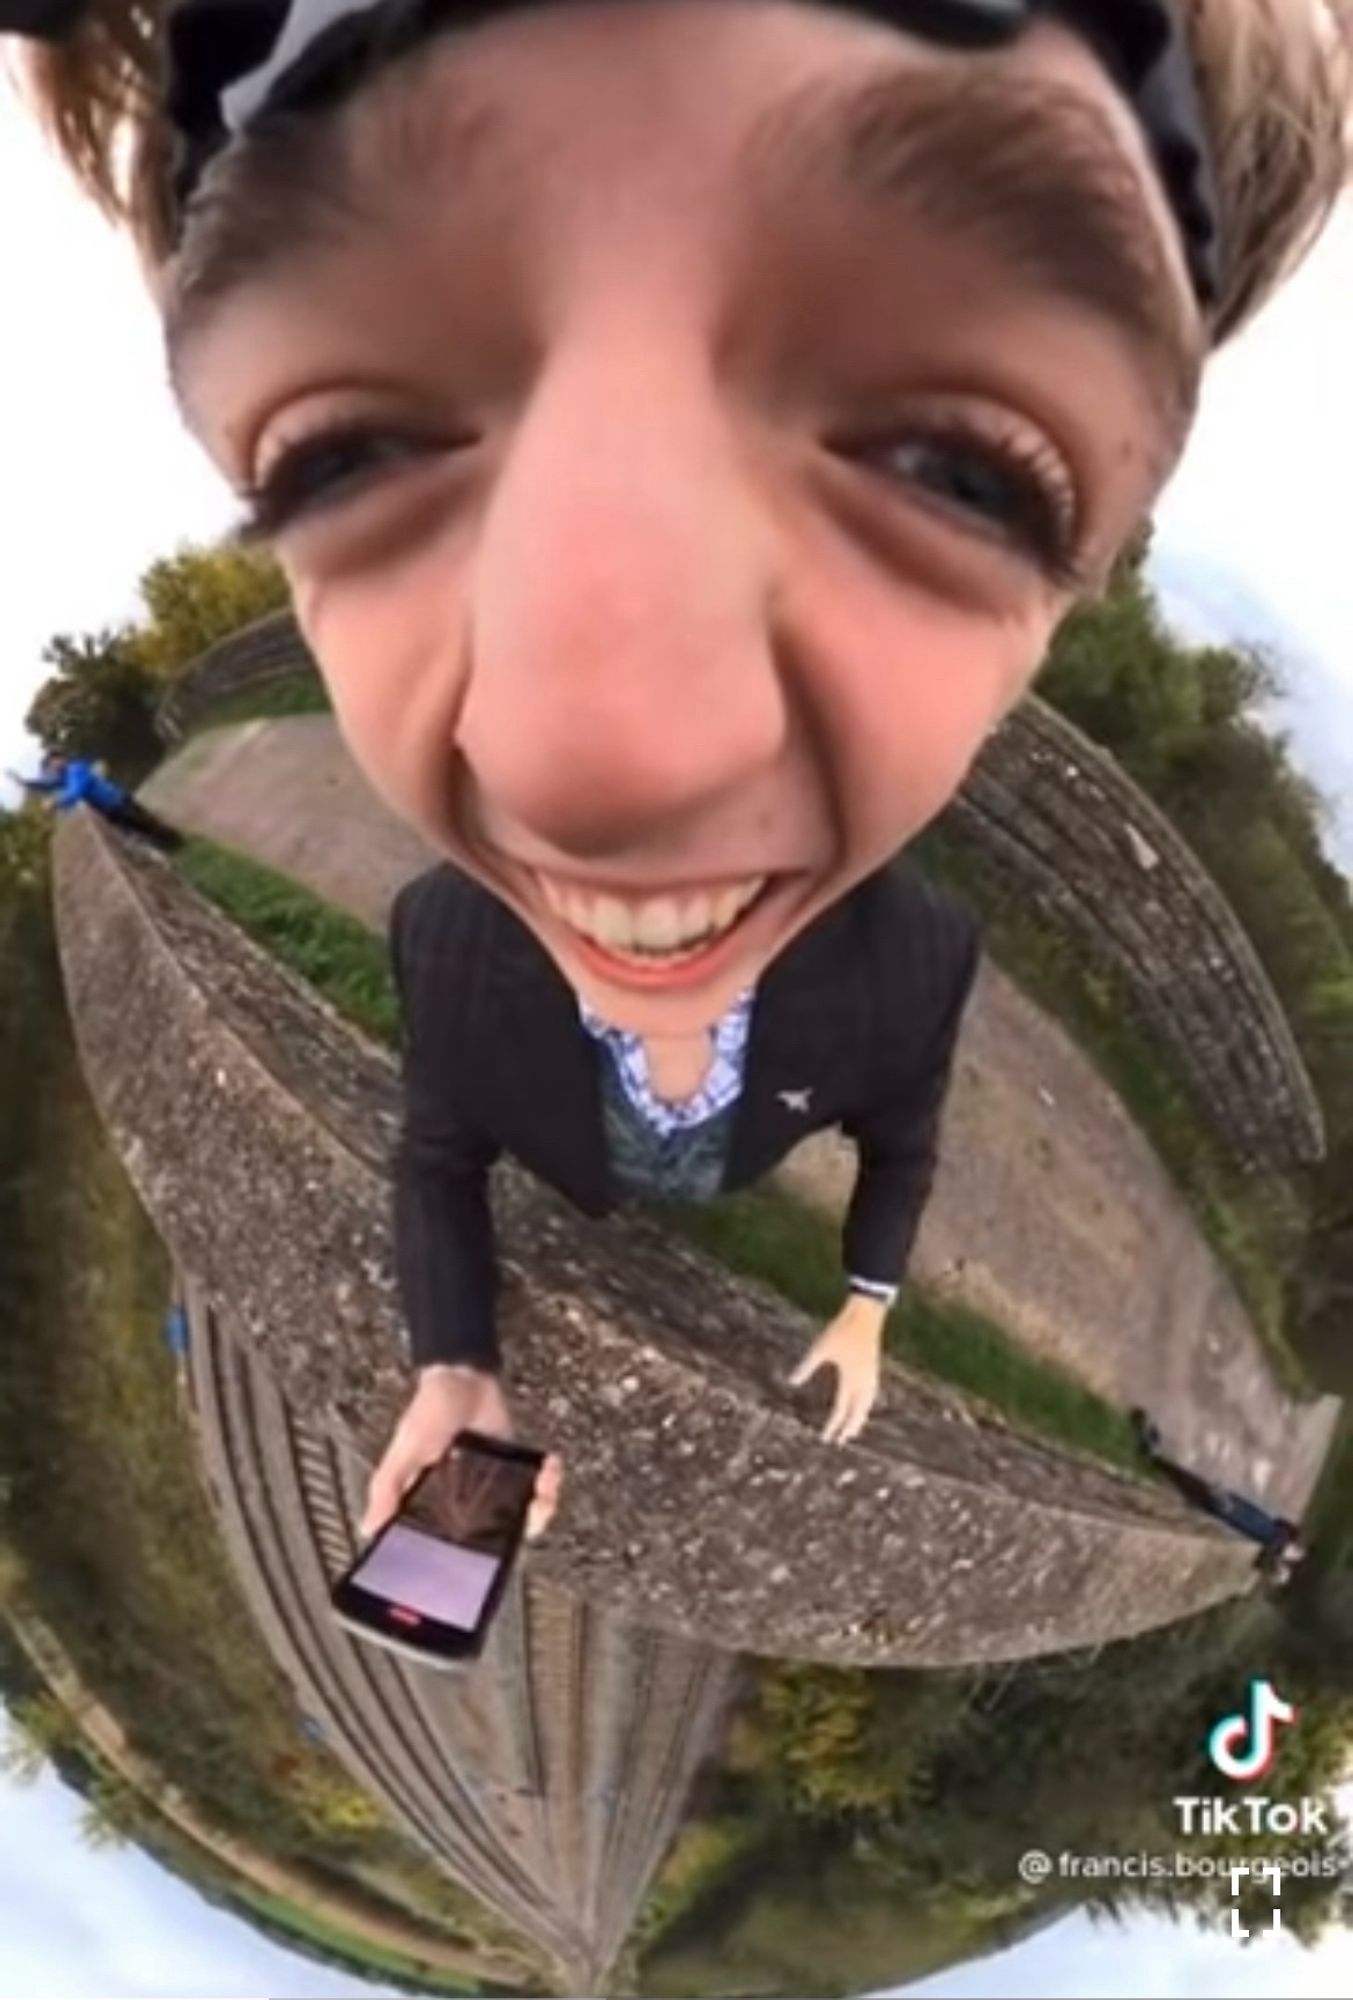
{"left": 840, "top": 420, "right": 1089, "bottom": 591}
{"left": 234, "top": 424, "right": 460, "bottom": 544}
{"left": 235, "top": 412, "right": 1091, "bottom": 591}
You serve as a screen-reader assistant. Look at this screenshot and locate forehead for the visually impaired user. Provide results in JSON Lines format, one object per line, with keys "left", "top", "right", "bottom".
{"left": 169, "top": 0, "right": 1203, "bottom": 435}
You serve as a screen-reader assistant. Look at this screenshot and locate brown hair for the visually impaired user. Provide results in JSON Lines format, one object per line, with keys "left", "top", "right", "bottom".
{"left": 12, "top": 0, "right": 1353, "bottom": 343}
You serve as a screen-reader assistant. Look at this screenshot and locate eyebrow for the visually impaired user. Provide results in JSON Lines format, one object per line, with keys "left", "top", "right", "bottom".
{"left": 743, "top": 66, "right": 1204, "bottom": 442}
{"left": 168, "top": 45, "right": 1205, "bottom": 442}
{"left": 165, "top": 79, "right": 506, "bottom": 389}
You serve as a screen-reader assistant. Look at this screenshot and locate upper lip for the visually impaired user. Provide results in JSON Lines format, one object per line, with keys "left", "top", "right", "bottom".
{"left": 527, "top": 866, "right": 779, "bottom": 902}
{"left": 488, "top": 848, "right": 792, "bottom": 904}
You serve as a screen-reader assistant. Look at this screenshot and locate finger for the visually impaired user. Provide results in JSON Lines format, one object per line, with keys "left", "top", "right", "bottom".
{"left": 360, "top": 1446, "right": 424, "bottom": 1541}
{"left": 829, "top": 1382, "right": 866, "bottom": 1446}
{"left": 822, "top": 1358, "right": 868, "bottom": 1440}
{"left": 359, "top": 1467, "right": 403, "bottom": 1543}
{"left": 789, "top": 1350, "right": 823, "bottom": 1388}
{"left": 525, "top": 1454, "right": 563, "bottom": 1532}
{"left": 528, "top": 1456, "right": 563, "bottom": 1526}
{"left": 842, "top": 1382, "right": 879, "bottom": 1444}
{"left": 841, "top": 1396, "right": 870, "bottom": 1444}
{"left": 525, "top": 1458, "right": 564, "bottom": 1542}
{"left": 535, "top": 1452, "right": 564, "bottom": 1502}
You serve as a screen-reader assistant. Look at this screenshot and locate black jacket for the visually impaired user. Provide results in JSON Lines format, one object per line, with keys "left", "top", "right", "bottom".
{"left": 390, "top": 859, "right": 981, "bottom": 1371}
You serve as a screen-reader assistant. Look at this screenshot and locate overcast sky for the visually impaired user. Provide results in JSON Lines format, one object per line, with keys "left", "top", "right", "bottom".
{"left": 1, "top": 57, "right": 1351, "bottom": 2000}
{"left": 0, "top": 1733, "right": 397, "bottom": 2000}
{"left": 884, "top": 1883, "right": 1353, "bottom": 2000}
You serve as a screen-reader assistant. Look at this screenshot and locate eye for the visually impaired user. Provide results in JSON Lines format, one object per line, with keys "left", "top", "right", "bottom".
{"left": 236, "top": 423, "right": 468, "bottom": 543}
{"left": 839, "top": 420, "right": 1090, "bottom": 591}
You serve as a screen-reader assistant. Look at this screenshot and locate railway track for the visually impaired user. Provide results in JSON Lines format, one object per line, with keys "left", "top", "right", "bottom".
{"left": 183, "top": 1274, "right": 739, "bottom": 1991}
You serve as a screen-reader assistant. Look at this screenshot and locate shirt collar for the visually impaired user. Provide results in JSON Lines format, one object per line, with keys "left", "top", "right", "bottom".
{"left": 579, "top": 987, "right": 755, "bottom": 1048}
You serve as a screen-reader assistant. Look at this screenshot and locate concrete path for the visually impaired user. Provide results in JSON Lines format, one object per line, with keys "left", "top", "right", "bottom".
{"left": 142, "top": 718, "right": 1341, "bottom": 1519}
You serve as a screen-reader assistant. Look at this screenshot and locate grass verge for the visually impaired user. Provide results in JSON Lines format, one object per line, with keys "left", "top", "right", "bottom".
{"left": 177, "top": 835, "right": 399, "bottom": 1043}
{"left": 657, "top": 1185, "right": 1143, "bottom": 1470}
{"left": 229, "top": 1882, "right": 485, "bottom": 1995}
{"left": 179, "top": 834, "right": 1143, "bottom": 1471}
{"left": 180, "top": 673, "right": 333, "bottom": 739}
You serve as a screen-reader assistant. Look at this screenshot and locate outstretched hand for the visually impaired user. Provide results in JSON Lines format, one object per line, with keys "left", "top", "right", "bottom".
{"left": 788, "top": 1295, "right": 886, "bottom": 1445}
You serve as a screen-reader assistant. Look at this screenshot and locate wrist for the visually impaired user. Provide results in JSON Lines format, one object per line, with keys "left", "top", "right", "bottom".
{"left": 841, "top": 1291, "right": 889, "bottom": 1333}
{"left": 418, "top": 1361, "right": 493, "bottom": 1387}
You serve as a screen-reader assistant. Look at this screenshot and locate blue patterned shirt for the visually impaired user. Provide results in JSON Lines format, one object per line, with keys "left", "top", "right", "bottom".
{"left": 578, "top": 989, "right": 755, "bottom": 1136}
{"left": 578, "top": 989, "right": 898, "bottom": 1306}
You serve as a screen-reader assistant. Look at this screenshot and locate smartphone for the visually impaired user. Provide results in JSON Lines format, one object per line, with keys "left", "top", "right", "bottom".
{"left": 330, "top": 1431, "right": 545, "bottom": 1668}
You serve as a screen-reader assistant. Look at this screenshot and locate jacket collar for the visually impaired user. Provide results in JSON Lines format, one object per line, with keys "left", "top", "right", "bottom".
{"left": 479, "top": 876, "right": 877, "bottom": 1204}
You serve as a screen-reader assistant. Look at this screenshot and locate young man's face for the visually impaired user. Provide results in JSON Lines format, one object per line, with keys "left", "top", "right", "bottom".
{"left": 178, "top": 0, "right": 1204, "bottom": 1036}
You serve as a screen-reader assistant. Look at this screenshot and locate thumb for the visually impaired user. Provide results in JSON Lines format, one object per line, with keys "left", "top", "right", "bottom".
{"left": 361, "top": 1450, "right": 421, "bottom": 1543}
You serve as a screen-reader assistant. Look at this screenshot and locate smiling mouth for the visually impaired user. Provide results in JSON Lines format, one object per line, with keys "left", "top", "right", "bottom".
{"left": 534, "top": 871, "right": 771, "bottom": 968}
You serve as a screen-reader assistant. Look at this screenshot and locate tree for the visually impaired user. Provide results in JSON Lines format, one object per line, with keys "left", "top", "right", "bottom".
{"left": 1194, "top": 642, "right": 1281, "bottom": 729}
{"left": 79, "top": 1770, "right": 139, "bottom": 1850}
{"left": 23, "top": 630, "right": 163, "bottom": 783}
{"left": 0, "top": 1693, "right": 77, "bottom": 1784}
{"left": 132, "top": 542, "right": 289, "bottom": 680}
{"left": 752, "top": 1661, "right": 975, "bottom": 1825}
{"left": 21, "top": 539, "right": 290, "bottom": 782}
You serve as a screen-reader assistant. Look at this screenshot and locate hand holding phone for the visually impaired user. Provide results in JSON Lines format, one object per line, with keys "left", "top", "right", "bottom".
{"left": 336, "top": 1430, "right": 559, "bottom": 1664}
{"left": 360, "top": 1363, "right": 561, "bottom": 1543}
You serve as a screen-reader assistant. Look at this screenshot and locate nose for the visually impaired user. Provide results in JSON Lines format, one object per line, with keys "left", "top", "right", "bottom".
{"left": 457, "top": 333, "right": 789, "bottom": 856}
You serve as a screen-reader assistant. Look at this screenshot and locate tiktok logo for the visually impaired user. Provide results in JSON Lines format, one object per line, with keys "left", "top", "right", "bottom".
{"left": 1208, "top": 1678, "right": 1298, "bottom": 1783}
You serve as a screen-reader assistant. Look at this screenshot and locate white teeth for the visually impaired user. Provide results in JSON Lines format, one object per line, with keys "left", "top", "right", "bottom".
{"left": 540, "top": 874, "right": 768, "bottom": 958}
{"left": 591, "top": 896, "right": 631, "bottom": 948}
{"left": 634, "top": 900, "right": 685, "bottom": 951}
{"left": 681, "top": 895, "right": 711, "bottom": 939}
{"left": 709, "top": 886, "right": 742, "bottom": 933}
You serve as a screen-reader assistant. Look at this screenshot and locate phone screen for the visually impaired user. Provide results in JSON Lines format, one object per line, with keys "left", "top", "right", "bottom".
{"left": 348, "top": 1521, "right": 502, "bottom": 1629}
{"left": 336, "top": 1435, "right": 541, "bottom": 1653}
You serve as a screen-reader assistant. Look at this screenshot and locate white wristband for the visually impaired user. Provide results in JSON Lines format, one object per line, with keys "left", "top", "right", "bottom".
{"left": 847, "top": 1275, "right": 899, "bottom": 1306}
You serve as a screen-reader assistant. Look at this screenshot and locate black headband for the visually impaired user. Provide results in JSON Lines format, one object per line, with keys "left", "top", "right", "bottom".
{"left": 6, "top": 0, "right": 1222, "bottom": 307}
